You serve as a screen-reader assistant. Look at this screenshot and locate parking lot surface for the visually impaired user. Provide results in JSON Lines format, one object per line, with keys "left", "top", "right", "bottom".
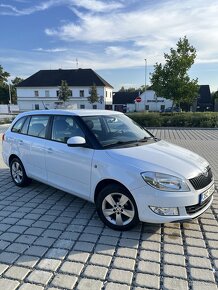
{"left": 0, "top": 127, "right": 217, "bottom": 290}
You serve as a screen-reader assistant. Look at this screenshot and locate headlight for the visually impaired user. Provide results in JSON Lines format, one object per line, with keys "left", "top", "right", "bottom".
{"left": 141, "top": 172, "right": 190, "bottom": 192}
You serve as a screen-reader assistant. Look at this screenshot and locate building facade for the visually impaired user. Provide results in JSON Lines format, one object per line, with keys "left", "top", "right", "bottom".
{"left": 17, "top": 69, "right": 113, "bottom": 111}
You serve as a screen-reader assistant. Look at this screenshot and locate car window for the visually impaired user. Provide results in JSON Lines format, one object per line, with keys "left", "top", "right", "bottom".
{"left": 11, "top": 117, "right": 26, "bottom": 133}
{"left": 28, "top": 115, "right": 49, "bottom": 138}
{"left": 20, "top": 117, "right": 30, "bottom": 135}
{"left": 52, "top": 115, "right": 85, "bottom": 143}
{"left": 81, "top": 114, "right": 152, "bottom": 147}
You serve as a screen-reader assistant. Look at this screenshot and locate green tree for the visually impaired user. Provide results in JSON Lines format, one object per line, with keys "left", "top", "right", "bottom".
{"left": 58, "top": 80, "right": 71, "bottom": 103}
{"left": 150, "top": 36, "right": 199, "bottom": 108}
{"left": 11, "top": 77, "right": 24, "bottom": 104}
{"left": 88, "top": 83, "right": 99, "bottom": 104}
{"left": 0, "top": 65, "right": 10, "bottom": 85}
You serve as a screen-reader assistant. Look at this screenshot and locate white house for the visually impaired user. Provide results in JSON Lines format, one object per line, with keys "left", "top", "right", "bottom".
{"left": 16, "top": 68, "right": 113, "bottom": 112}
{"left": 113, "top": 90, "right": 172, "bottom": 112}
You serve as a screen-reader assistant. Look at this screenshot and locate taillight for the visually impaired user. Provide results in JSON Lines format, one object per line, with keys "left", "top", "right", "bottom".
{"left": 2, "top": 133, "right": 5, "bottom": 142}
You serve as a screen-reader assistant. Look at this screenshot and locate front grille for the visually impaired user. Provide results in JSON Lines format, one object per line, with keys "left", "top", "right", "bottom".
{"left": 189, "top": 167, "right": 213, "bottom": 190}
{"left": 186, "top": 195, "right": 212, "bottom": 215}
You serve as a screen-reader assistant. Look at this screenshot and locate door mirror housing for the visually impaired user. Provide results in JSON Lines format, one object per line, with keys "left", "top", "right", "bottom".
{"left": 67, "top": 136, "right": 86, "bottom": 147}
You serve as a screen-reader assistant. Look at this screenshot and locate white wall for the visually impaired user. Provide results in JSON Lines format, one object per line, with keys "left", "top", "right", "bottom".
{"left": 17, "top": 86, "right": 112, "bottom": 111}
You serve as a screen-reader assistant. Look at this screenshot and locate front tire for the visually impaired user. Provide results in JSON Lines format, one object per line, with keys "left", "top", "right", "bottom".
{"left": 10, "top": 158, "right": 31, "bottom": 187}
{"left": 96, "top": 184, "right": 139, "bottom": 230}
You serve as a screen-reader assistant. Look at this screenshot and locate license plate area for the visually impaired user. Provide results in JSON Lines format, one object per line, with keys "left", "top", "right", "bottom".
{"left": 199, "top": 184, "right": 215, "bottom": 204}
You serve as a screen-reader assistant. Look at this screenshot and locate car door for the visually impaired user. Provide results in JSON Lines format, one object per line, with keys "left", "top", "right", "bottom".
{"left": 44, "top": 115, "right": 94, "bottom": 200}
{"left": 23, "top": 115, "right": 49, "bottom": 182}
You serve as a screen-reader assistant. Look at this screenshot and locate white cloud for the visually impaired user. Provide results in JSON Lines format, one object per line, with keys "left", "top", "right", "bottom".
{"left": 33, "top": 47, "right": 68, "bottom": 53}
{"left": 45, "top": 0, "right": 218, "bottom": 67}
{"left": 69, "top": 0, "right": 123, "bottom": 12}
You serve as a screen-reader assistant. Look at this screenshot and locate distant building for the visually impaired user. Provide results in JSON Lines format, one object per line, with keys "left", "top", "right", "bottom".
{"left": 16, "top": 68, "right": 113, "bottom": 111}
{"left": 113, "top": 90, "right": 172, "bottom": 112}
{"left": 196, "top": 85, "right": 213, "bottom": 111}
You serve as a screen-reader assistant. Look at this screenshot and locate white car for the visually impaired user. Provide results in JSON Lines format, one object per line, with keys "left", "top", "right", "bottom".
{"left": 2, "top": 110, "right": 214, "bottom": 230}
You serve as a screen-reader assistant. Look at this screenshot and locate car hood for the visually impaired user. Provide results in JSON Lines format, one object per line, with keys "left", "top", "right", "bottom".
{"left": 106, "top": 140, "right": 209, "bottom": 179}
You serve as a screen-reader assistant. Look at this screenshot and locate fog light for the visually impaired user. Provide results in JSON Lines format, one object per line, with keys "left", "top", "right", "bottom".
{"left": 149, "top": 206, "right": 179, "bottom": 216}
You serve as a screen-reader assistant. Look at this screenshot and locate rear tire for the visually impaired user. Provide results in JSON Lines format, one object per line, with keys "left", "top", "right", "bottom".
{"left": 10, "top": 158, "right": 31, "bottom": 187}
{"left": 96, "top": 184, "right": 139, "bottom": 231}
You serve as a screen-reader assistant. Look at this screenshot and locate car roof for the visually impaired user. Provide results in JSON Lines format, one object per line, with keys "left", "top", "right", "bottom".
{"left": 17, "top": 109, "right": 123, "bottom": 118}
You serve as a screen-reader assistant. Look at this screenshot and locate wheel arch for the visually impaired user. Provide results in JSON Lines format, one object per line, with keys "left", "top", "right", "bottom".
{"left": 94, "top": 179, "right": 133, "bottom": 204}
{"left": 9, "top": 154, "right": 21, "bottom": 165}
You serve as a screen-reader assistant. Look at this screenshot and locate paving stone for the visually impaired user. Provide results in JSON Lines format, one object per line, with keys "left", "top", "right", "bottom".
{"left": 76, "top": 278, "right": 103, "bottom": 290}
{"left": 109, "top": 269, "right": 133, "bottom": 285}
{"left": 4, "top": 266, "right": 30, "bottom": 280}
{"left": 83, "top": 265, "right": 108, "bottom": 280}
{"left": 67, "top": 250, "right": 90, "bottom": 263}
{"left": 105, "top": 282, "right": 131, "bottom": 290}
{"left": 113, "top": 257, "right": 135, "bottom": 270}
{"left": 42, "top": 229, "right": 62, "bottom": 238}
{"left": 140, "top": 240, "right": 161, "bottom": 251}
{"left": 24, "top": 228, "right": 44, "bottom": 236}
{"left": 191, "top": 281, "right": 218, "bottom": 290}
{"left": 15, "top": 255, "right": 40, "bottom": 268}
{"left": 0, "top": 240, "right": 10, "bottom": 250}
{"left": 190, "top": 268, "right": 215, "bottom": 283}
{"left": 164, "top": 243, "right": 184, "bottom": 255}
{"left": 185, "top": 237, "right": 206, "bottom": 247}
{"left": 79, "top": 233, "right": 98, "bottom": 243}
{"left": 116, "top": 247, "right": 137, "bottom": 258}
{"left": 0, "top": 252, "right": 19, "bottom": 264}
{"left": 98, "top": 235, "right": 119, "bottom": 245}
{"left": 0, "top": 232, "right": 19, "bottom": 242}
{"left": 27, "top": 269, "right": 53, "bottom": 285}
{"left": 89, "top": 253, "right": 111, "bottom": 267}
{"left": 0, "top": 278, "right": 20, "bottom": 290}
{"left": 186, "top": 246, "right": 209, "bottom": 257}
{"left": 188, "top": 256, "right": 212, "bottom": 269}
{"left": 37, "top": 258, "right": 62, "bottom": 271}
{"left": 163, "top": 264, "right": 187, "bottom": 279}
{"left": 73, "top": 241, "right": 95, "bottom": 252}
{"left": 0, "top": 263, "right": 9, "bottom": 275}
{"left": 19, "top": 283, "right": 44, "bottom": 290}
{"left": 135, "top": 273, "right": 160, "bottom": 289}
{"left": 16, "top": 234, "right": 37, "bottom": 244}
{"left": 51, "top": 273, "right": 77, "bottom": 289}
{"left": 45, "top": 248, "right": 68, "bottom": 260}
{"left": 60, "top": 261, "right": 84, "bottom": 275}
{"left": 25, "top": 245, "right": 48, "bottom": 257}
{"left": 34, "top": 237, "right": 55, "bottom": 247}
{"left": 137, "top": 260, "right": 160, "bottom": 275}
{"left": 53, "top": 239, "right": 74, "bottom": 249}
{"left": 163, "top": 277, "right": 188, "bottom": 290}
{"left": 139, "top": 250, "right": 160, "bottom": 263}
{"left": 6, "top": 243, "right": 29, "bottom": 254}
{"left": 163, "top": 253, "right": 186, "bottom": 266}
{"left": 94, "top": 244, "right": 116, "bottom": 256}
{"left": 8, "top": 225, "right": 27, "bottom": 234}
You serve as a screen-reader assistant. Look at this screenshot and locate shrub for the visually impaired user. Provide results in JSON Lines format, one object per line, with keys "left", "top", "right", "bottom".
{"left": 127, "top": 112, "right": 218, "bottom": 128}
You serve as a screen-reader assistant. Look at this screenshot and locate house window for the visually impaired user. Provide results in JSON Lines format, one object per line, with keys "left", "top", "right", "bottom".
{"left": 69, "top": 90, "right": 73, "bottom": 97}
{"left": 56, "top": 90, "right": 59, "bottom": 97}
{"left": 34, "top": 91, "right": 39, "bottom": 97}
{"left": 93, "top": 105, "right": 97, "bottom": 109}
{"left": 80, "top": 104, "right": 85, "bottom": 109}
{"left": 35, "top": 104, "right": 39, "bottom": 110}
{"left": 145, "top": 105, "right": 149, "bottom": 111}
{"left": 106, "top": 91, "right": 108, "bottom": 98}
{"left": 45, "top": 90, "right": 49, "bottom": 97}
{"left": 80, "top": 90, "right": 84, "bottom": 97}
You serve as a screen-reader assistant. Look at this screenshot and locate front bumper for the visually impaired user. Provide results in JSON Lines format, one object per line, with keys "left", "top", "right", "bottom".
{"left": 131, "top": 181, "right": 214, "bottom": 223}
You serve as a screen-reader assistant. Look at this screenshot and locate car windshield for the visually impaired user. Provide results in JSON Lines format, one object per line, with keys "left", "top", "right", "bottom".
{"left": 81, "top": 114, "right": 153, "bottom": 148}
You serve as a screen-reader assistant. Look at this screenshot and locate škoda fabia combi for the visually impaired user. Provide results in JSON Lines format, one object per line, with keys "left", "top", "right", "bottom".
{"left": 2, "top": 110, "right": 214, "bottom": 230}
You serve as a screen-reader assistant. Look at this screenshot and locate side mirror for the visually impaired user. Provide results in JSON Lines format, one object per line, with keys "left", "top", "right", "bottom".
{"left": 67, "top": 136, "right": 86, "bottom": 147}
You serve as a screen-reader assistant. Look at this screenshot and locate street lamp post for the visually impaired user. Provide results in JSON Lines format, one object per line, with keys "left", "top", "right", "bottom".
{"left": 144, "top": 58, "right": 147, "bottom": 91}
{"left": 8, "top": 82, "right": 12, "bottom": 104}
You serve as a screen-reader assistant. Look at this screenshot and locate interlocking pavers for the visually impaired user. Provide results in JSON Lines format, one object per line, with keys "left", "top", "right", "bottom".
{"left": 0, "top": 127, "right": 218, "bottom": 289}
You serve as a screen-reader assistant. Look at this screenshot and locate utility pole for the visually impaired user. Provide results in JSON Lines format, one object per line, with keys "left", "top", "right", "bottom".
{"left": 144, "top": 58, "right": 147, "bottom": 91}
{"left": 76, "top": 58, "right": 79, "bottom": 69}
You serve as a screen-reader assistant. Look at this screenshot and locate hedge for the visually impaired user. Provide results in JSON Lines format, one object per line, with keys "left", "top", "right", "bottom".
{"left": 127, "top": 112, "right": 218, "bottom": 128}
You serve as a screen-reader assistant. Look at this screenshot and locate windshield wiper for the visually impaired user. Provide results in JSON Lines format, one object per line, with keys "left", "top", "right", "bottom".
{"left": 104, "top": 140, "right": 139, "bottom": 148}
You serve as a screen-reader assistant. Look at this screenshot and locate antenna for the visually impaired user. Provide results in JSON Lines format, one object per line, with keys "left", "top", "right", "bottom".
{"left": 76, "top": 58, "right": 79, "bottom": 69}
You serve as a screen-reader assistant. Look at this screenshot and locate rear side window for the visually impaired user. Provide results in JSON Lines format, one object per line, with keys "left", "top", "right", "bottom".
{"left": 28, "top": 115, "right": 49, "bottom": 138}
{"left": 11, "top": 117, "right": 26, "bottom": 133}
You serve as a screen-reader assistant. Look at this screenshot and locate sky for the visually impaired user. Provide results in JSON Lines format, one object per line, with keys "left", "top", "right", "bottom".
{"left": 0, "top": 0, "right": 218, "bottom": 92}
